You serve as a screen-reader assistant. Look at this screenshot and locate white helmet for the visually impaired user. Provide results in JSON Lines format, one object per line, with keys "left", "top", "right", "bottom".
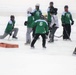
{"left": 27, "top": 7, "right": 32, "bottom": 13}
{"left": 35, "top": 3, "right": 40, "bottom": 6}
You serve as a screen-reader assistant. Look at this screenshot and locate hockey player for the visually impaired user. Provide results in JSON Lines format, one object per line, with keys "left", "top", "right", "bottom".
{"left": 48, "top": 8, "right": 59, "bottom": 43}
{"left": 32, "top": 3, "right": 42, "bottom": 21}
{"left": 47, "top": 2, "right": 54, "bottom": 26}
{"left": 31, "top": 16, "right": 49, "bottom": 48}
{"left": 31, "top": 3, "right": 42, "bottom": 38}
{"left": 25, "top": 7, "right": 35, "bottom": 44}
{"left": 47, "top": 2, "right": 58, "bottom": 28}
{"left": 61, "top": 5, "right": 74, "bottom": 40}
{"left": 0, "top": 15, "right": 18, "bottom": 39}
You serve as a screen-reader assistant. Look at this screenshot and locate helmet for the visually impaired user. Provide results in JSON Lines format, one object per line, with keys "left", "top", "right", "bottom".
{"left": 50, "top": 2, "right": 53, "bottom": 5}
{"left": 27, "top": 7, "right": 32, "bottom": 13}
{"left": 35, "top": 3, "right": 40, "bottom": 6}
{"left": 10, "top": 15, "right": 15, "bottom": 18}
{"left": 64, "top": 5, "right": 68, "bottom": 8}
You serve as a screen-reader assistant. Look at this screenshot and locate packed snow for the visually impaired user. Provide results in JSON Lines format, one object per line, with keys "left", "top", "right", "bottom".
{"left": 0, "top": 16, "right": 76, "bottom": 75}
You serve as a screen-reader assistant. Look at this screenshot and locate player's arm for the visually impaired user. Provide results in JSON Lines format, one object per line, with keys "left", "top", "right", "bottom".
{"left": 61, "top": 14, "right": 65, "bottom": 27}
{"left": 70, "top": 13, "right": 74, "bottom": 25}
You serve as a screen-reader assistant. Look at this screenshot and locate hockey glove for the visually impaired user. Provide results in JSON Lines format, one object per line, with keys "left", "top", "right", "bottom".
{"left": 71, "top": 21, "right": 74, "bottom": 25}
{"left": 9, "top": 32, "right": 12, "bottom": 36}
{"left": 30, "top": 13, "right": 34, "bottom": 16}
{"left": 62, "top": 23, "right": 65, "bottom": 27}
{"left": 24, "top": 21, "right": 28, "bottom": 26}
{"left": 52, "top": 24, "right": 56, "bottom": 28}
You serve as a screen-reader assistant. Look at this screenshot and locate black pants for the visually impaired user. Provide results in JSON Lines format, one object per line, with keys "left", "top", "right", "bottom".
{"left": 63, "top": 25, "right": 71, "bottom": 39}
{"left": 32, "top": 27, "right": 36, "bottom": 38}
{"left": 31, "top": 34, "right": 46, "bottom": 47}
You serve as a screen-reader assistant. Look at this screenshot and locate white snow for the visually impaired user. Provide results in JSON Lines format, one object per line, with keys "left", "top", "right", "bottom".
{"left": 0, "top": 16, "right": 76, "bottom": 75}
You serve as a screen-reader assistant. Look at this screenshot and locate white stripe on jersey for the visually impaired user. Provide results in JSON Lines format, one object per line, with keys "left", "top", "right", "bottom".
{"left": 62, "top": 11, "right": 71, "bottom": 16}
{"left": 35, "top": 19, "right": 48, "bottom": 25}
{"left": 32, "top": 9, "right": 42, "bottom": 13}
{"left": 27, "top": 13, "right": 31, "bottom": 17}
{"left": 62, "top": 12, "right": 66, "bottom": 16}
{"left": 8, "top": 20, "right": 13, "bottom": 24}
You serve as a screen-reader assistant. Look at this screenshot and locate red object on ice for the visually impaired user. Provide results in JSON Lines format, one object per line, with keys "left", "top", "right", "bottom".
{"left": 0, "top": 42, "right": 19, "bottom": 48}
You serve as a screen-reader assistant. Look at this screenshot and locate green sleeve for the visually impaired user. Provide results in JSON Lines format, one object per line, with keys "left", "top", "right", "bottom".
{"left": 12, "top": 20, "right": 15, "bottom": 28}
{"left": 5, "top": 23, "right": 13, "bottom": 33}
{"left": 27, "top": 15, "right": 34, "bottom": 27}
{"left": 45, "top": 24, "right": 49, "bottom": 33}
{"left": 31, "top": 22, "right": 36, "bottom": 28}
{"left": 61, "top": 15, "right": 65, "bottom": 24}
{"left": 28, "top": 16, "right": 32, "bottom": 25}
{"left": 40, "top": 10, "right": 42, "bottom": 16}
{"left": 47, "top": 12, "right": 51, "bottom": 22}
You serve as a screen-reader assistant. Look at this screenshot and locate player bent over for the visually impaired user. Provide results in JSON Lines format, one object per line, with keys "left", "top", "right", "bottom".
{"left": 31, "top": 16, "right": 49, "bottom": 48}
{"left": 31, "top": 3, "right": 42, "bottom": 38}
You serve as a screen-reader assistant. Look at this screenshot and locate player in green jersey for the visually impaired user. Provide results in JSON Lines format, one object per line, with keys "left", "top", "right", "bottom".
{"left": 61, "top": 5, "right": 74, "bottom": 40}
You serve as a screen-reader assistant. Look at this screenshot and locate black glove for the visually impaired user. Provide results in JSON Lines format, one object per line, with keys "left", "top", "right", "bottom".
{"left": 52, "top": 24, "right": 56, "bottom": 27}
{"left": 71, "top": 21, "right": 74, "bottom": 25}
{"left": 30, "top": 13, "right": 34, "bottom": 16}
{"left": 9, "top": 32, "right": 12, "bottom": 36}
{"left": 24, "top": 21, "right": 28, "bottom": 26}
{"left": 62, "top": 23, "right": 65, "bottom": 27}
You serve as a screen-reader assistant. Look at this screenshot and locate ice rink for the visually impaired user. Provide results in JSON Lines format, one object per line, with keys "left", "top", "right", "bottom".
{"left": 0, "top": 16, "right": 76, "bottom": 75}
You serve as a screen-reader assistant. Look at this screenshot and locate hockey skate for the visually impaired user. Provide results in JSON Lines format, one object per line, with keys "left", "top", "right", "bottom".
{"left": 48, "top": 38, "right": 54, "bottom": 43}
{"left": 12, "top": 36, "right": 18, "bottom": 39}
{"left": 31, "top": 45, "right": 35, "bottom": 49}
{"left": 43, "top": 46, "right": 46, "bottom": 48}
{"left": 25, "top": 40, "right": 31, "bottom": 45}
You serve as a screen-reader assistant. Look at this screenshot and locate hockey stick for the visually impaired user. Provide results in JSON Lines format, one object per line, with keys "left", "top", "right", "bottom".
{"left": 54, "top": 35, "right": 63, "bottom": 38}
{"left": 64, "top": 27, "right": 72, "bottom": 41}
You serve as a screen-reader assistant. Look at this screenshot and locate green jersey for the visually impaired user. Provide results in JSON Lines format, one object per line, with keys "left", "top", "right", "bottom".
{"left": 61, "top": 11, "right": 73, "bottom": 25}
{"left": 27, "top": 13, "right": 34, "bottom": 28}
{"left": 5, "top": 20, "right": 15, "bottom": 34}
{"left": 32, "top": 9, "right": 42, "bottom": 21}
{"left": 31, "top": 19, "right": 49, "bottom": 34}
{"left": 47, "top": 7, "right": 51, "bottom": 22}
{"left": 47, "top": 7, "right": 55, "bottom": 22}
{"left": 47, "top": 12, "right": 51, "bottom": 22}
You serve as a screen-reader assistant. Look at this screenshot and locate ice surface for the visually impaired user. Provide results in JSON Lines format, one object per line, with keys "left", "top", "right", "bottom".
{"left": 0, "top": 16, "right": 76, "bottom": 75}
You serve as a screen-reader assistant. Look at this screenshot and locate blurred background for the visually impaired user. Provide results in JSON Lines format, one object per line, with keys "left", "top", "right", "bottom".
{"left": 0, "top": 0, "right": 76, "bottom": 17}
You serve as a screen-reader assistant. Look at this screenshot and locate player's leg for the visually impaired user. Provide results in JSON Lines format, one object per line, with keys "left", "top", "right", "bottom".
{"left": 41, "top": 34, "right": 46, "bottom": 48}
{"left": 31, "top": 34, "right": 39, "bottom": 48}
{"left": 12, "top": 28, "right": 18, "bottom": 39}
{"left": 25, "top": 27, "right": 32, "bottom": 44}
{"left": 0, "top": 33, "right": 8, "bottom": 39}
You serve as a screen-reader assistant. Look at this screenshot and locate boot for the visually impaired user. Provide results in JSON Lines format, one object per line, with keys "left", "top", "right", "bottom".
{"left": 43, "top": 46, "right": 46, "bottom": 48}
{"left": 25, "top": 40, "right": 31, "bottom": 45}
{"left": 12, "top": 36, "right": 18, "bottom": 39}
{"left": 48, "top": 39, "right": 54, "bottom": 43}
{"left": 31, "top": 45, "right": 35, "bottom": 48}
